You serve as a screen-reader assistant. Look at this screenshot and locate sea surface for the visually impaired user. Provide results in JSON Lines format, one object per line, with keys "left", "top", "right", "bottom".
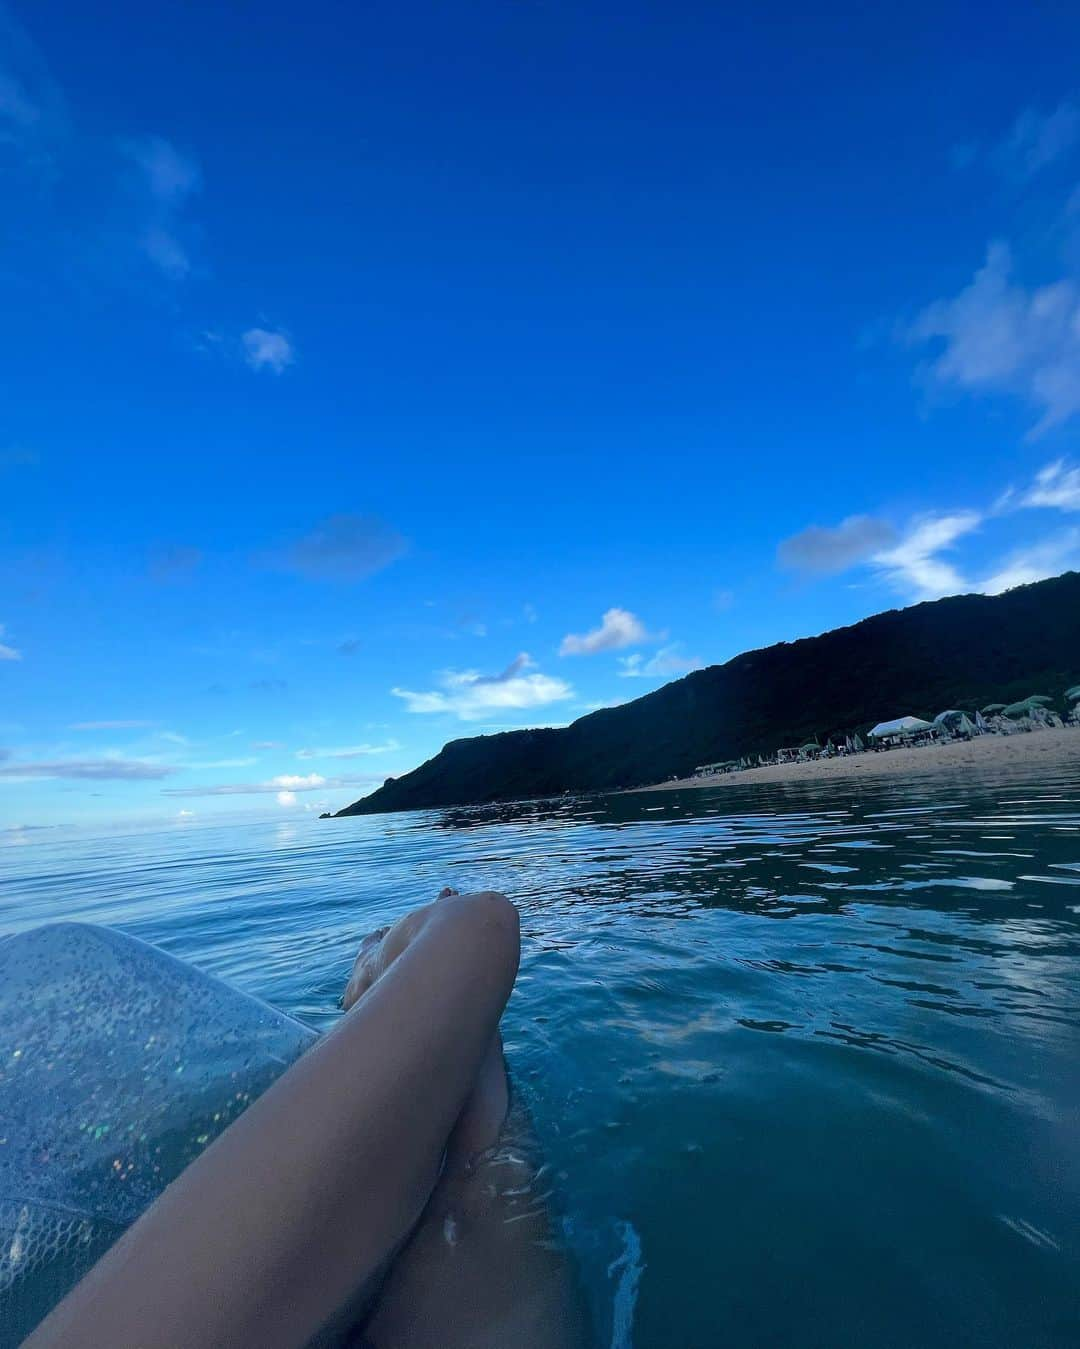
{"left": 4, "top": 760, "right": 1080, "bottom": 1348}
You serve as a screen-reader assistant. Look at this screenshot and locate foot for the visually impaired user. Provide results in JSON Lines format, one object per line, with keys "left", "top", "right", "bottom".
{"left": 341, "top": 887, "right": 483, "bottom": 1010}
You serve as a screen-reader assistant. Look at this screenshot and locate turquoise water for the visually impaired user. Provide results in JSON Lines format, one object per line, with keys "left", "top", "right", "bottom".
{"left": 4, "top": 760, "right": 1080, "bottom": 1348}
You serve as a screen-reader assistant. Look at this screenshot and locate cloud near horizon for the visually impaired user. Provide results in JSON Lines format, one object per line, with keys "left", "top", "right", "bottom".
{"left": 69, "top": 719, "right": 156, "bottom": 730}
{"left": 873, "top": 512, "right": 982, "bottom": 600}
{"left": 617, "top": 645, "right": 703, "bottom": 679}
{"left": 393, "top": 653, "right": 573, "bottom": 721}
{"left": 981, "top": 528, "right": 1080, "bottom": 594}
{"left": 162, "top": 771, "right": 383, "bottom": 798}
{"left": 0, "top": 757, "right": 177, "bottom": 781}
{"left": 296, "top": 740, "right": 400, "bottom": 760}
{"left": 777, "top": 460, "right": 1080, "bottom": 601}
{"left": 1017, "top": 459, "right": 1080, "bottom": 511}
{"left": 560, "top": 608, "right": 656, "bottom": 656}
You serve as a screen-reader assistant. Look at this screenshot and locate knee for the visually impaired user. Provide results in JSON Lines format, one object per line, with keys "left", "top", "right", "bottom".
{"left": 465, "top": 890, "right": 520, "bottom": 942}
{"left": 447, "top": 890, "right": 520, "bottom": 967}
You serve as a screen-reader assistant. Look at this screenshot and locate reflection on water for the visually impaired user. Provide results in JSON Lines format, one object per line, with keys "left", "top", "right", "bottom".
{"left": 3, "top": 757, "right": 1080, "bottom": 1348}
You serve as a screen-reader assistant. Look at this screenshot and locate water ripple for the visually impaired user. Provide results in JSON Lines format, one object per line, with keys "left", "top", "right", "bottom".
{"left": 3, "top": 760, "right": 1080, "bottom": 1347}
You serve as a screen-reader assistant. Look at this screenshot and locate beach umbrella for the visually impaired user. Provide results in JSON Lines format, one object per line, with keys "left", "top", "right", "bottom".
{"left": 981, "top": 703, "right": 1007, "bottom": 714}
{"left": 869, "top": 716, "right": 932, "bottom": 738}
{"left": 974, "top": 710, "right": 990, "bottom": 732}
{"left": 1026, "top": 695, "right": 1053, "bottom": 706}
{"left": 1065, "top": 685, "right": 1080, "bottom": 701}
{"left": 1002, "top": 699, "right": 1046, "bottom": 718}
{"left": 934, "top": 709, "right": 977, "bottom": 736}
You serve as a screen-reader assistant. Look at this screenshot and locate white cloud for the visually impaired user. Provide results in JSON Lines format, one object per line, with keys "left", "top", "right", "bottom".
{"left": 274, "top": 514, "right": 407, "bottom": 581}
{"left": 1018, "top": 460, "right": 1080, "bottom": 511}
{"left": 981, "top": 528, "right": 1080, "bottom": 595}
{"left": 997, "top": 99, "right": 1080, "bottom": 177}
{"left": 141, "top": 227, "right": 190, "bottom": 278}
{"left": 70, "top": 719, "right": 155, "bottom": 730}
{"left": 124, "top": 135, "right": 200, "bottom": 202}
{"left": 296, "top": 740, "right": 399, "bottom": 760}
{"left": 0, "top": 624, "right": 22, "bottom": 661}
{"left": 0, "top": 757, "right": 178, "bottom": 782}
{"left": 779, "top": 454, "right": 1080, "bottom": 603}
{"left": 871, "top": 512, "right": 981, "bottom": 600}
{"left": 560, "top": 608, "right": 655, "bottom": 656}
{"left": 274, "top": 773, "right": 326, "bottom": 790}
{"left": 393, "top": 653, "right": 573, "bottom": 721}
{"left": 618, "top": 645, "right": 704, "bottom": 679}
{"left": 121, "top": 136, "right": 200, "bottom": 279}
{"left": 243, "top": 327, "right": 295, "bottom": 374}
{"left": 251, "top": 740, "right": 285, "bottom": 750}
{"left": 779, "top": 471, "right": 1080, "bottom": 603}
{"left": 163, "top": 771, "right": 382, "bottom": 798}
{"left": 277, "top": 790, "right": 297, "bottom": 807}
{"left": 189, "top": 757, "right": 258, "bottom": 770}
{"left": 909, "top": 242, "right": 1080, "bottom": 437}
{"left": 777, "top": 515, "right": 897, "bottom": 574}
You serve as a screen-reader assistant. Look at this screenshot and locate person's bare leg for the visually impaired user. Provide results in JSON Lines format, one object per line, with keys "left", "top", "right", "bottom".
{"left": 27, "top": 891, "right": 520, "bottom": 1349}
{"left": 360, "top": 889, "right": 592, "bottom": 1349}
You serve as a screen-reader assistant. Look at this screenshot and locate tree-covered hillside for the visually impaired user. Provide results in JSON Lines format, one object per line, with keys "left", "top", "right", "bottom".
{"left": 336, "top": 572, "right": 1080, "bottom": 816}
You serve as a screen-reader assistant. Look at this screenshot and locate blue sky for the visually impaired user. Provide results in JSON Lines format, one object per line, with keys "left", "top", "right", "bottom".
{"left": 3, "top": 0, "right": 1080, "bottom": 831}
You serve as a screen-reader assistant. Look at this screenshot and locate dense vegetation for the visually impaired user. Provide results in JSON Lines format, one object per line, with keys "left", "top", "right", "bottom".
{"left": 336, "top": 572, "right": 1080, "bottom": 816}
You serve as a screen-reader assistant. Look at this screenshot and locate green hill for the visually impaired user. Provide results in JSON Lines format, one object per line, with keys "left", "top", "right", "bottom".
{"left": 335, "top": 572, "right": 1080, "bottom": 816}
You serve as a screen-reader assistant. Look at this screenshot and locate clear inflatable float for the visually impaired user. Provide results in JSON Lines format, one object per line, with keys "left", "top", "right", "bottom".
{"left": 0, "top": 922, "right": 317, "bottom": 1346}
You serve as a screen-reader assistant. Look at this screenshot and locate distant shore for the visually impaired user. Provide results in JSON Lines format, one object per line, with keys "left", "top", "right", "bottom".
{"left": 633, "top": 725, "right": 1080, "bottom": 794}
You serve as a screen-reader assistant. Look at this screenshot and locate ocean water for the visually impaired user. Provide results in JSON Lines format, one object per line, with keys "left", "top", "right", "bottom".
{"left": 3, "top": 760, "right": 1080, "bottom": 1349}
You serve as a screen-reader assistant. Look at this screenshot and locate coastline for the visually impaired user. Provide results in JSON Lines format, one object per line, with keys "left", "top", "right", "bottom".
{"left": 631, "top": 725, "right": 1080, "bottom": 794}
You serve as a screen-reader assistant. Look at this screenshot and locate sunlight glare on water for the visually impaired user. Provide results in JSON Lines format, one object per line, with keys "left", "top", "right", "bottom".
{"left": 3, "top": 758, "right": 1080, "bottom": 1348}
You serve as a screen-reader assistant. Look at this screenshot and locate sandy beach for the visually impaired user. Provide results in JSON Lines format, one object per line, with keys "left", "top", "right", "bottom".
{"left": 634, "top": 725, "right": 1080, "bottom": 794}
